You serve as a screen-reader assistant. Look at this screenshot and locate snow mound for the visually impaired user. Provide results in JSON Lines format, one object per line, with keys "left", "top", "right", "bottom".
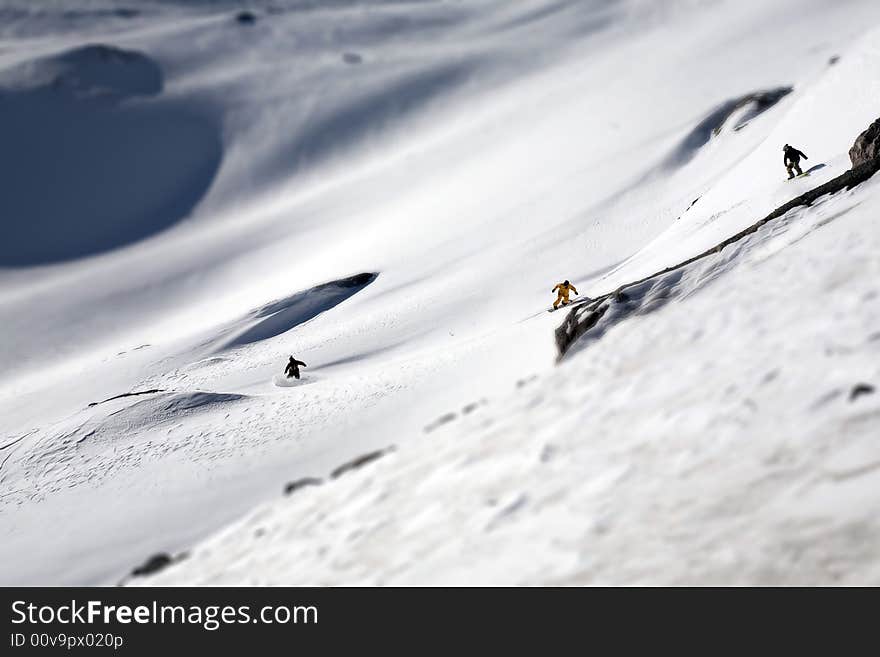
{"left": 2, "top": 43, "right": 162, "bottom": 99}
{"left": 91, "top": 391, "right": 248, "bottom": 435}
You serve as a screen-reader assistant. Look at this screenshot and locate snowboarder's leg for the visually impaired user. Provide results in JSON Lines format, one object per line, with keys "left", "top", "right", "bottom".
{"left": 794, "top": 162, "right": 803, "bottom": 176}
{"left": 786, "top": 163, "right": 795, "bottom": 179}
{"left": 553, "top": 294, "right": 563, "bottom": 309}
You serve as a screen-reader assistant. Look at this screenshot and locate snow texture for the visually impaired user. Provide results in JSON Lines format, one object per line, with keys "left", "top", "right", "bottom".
{"left": 0, "top": 0, "right": 879, "bottom": 586}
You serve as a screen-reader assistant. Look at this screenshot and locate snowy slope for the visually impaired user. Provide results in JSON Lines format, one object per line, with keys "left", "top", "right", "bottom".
{"left": 1, "top": 0, "right": 879, "bottom": 585}
{"left": 142, "top": 177, "right": 880, "bottom": 585}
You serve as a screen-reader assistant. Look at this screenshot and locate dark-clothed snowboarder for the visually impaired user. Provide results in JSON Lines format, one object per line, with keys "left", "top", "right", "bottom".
{"left": 284, "top": 355, "right": 307, "bottom": 379}
{"left": 552, "top": 280, "right": 578, "bottom": 309}
{"left": 783, "top": 144, "right": 808, "bottom": 179}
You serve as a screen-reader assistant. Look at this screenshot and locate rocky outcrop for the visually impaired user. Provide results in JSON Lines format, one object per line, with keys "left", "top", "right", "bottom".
{"left": 557, "top": 119, "right": 880, "bottom": 358}
{"left": 849, "top": 383, "right": 875, "bottom": 402}
{"left": 124, "top": 551, "right": 188, "bottom": 582}
{"left": 284, "top": 477, "right": 322, "bottom": 496}
{"left": 849, "top": 117, "right": 880, "bottom": 168}
{"left": 424, "top": 412, "right": 456, "bottom": 433}
{"left": 329, "top": 446, "right": 395, "bottom": 480}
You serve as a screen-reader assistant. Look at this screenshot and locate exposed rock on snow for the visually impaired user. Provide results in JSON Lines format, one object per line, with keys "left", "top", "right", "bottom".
{"left": 849, "top": 383, "right": 875, "bottom": 401}
{"left": 124, "top": 551, "right": 187, "bottom": 582}
{"left": 557, "top": 125, "right": 880, "bottom": 357}
{"left": 236, "top": 11, "right": 257, "bottom": 25}
{"left": 329, "top": 447, "right": 395, "bottom": 480}
{"left": 284, "top": 477, "right": 322, "bottom": 496}
{"left": 424, "top": 412, "right": 456, "bottom": 433}
{"left": 130, "top": 553, "right": 173, "bottom": 577}
{"left": 849, "top": 117, "right": 880, "bottom": 168}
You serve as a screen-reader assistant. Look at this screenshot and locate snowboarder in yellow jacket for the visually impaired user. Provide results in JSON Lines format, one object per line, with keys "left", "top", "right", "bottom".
{"left": 552, "top": 280, "right": 578, "bottom": 309}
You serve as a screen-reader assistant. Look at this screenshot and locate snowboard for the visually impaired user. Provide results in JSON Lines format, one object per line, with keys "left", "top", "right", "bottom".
{"left": 786, "top": 171, "right": 810, "bottom": 181}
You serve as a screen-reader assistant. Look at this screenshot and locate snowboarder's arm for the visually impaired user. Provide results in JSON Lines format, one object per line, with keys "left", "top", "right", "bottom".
{"left": 295, "top": 360, "right": 307, "bottom": 367}
{"left": 798, "top": 150, "right": 808, "bottom": 160}
{"left": 570, "top": 285, "right": 579, "bottom": 295}
{"left": 552, "top": 284, "right": 560, "bottom": 293}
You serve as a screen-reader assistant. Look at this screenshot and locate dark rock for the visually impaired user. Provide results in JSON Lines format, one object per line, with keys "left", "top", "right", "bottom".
{"left": 330, "top": 447, "right": 394, "bottom": 479}
{"left": 236, "top": 11, "right": 257, "bottom": 25}
{"left": 555, "top": 301, "right": 608, "bottom": 356}
{"left": 462, "top": 399, "right": 486, "bottom": 415}
{"left": 424, "top": 413, "right": 457, "bottom": 433}
{"left": 849, "top": 383, "right": 875, "bottom": 401}
{"left": 761, "top": 369, "right": 780, "bottom": 385}
{"left": 131, "top": 553, "right": 173, "bottom": 577}
{"left": 850, "top": 117, "right": 880, "bottom": 168}
{"left": 284, "top": 477, "right": 322, "bottom": 495}
{"left": 556, "top": 122, "right": 880, "bottom": 359}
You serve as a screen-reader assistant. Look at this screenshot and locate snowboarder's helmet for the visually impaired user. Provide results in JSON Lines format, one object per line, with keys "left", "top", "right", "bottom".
{"left": 783, "top": 144, "right": 789, "bottom": 150}
{"left": 564, "top": 280, "right": 570, "bottom": 286}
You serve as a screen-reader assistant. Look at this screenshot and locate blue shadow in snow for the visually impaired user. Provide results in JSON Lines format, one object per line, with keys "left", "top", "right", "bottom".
{"left": 217, "top": 273, "right": 378, "bottom": 351}
{"left": 0, "top": 44, "right": 222, "bottom": 267}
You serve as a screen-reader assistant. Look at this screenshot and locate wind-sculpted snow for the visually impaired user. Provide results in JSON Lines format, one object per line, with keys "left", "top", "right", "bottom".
{"left": 0, "top": 44, "right": 221, "bottom": 266}
{"left": 662, "top": 87, "right": 793, "bottom": 169}
{"left": 0, "top": 391, "right": 248, "bottom": 510}
{"left": 213, "top": 273, "right": 378, "bottom": 351}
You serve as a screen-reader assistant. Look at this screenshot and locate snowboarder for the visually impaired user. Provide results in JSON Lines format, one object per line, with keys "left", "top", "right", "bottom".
{"left": 552, "top": 280, "right": 579, "bottom": 309}
{"left": 284, "top": 355, "right": 307, "bottom": 379}
{"left": 783, "top": 144, "right": 808, "bottom": 179}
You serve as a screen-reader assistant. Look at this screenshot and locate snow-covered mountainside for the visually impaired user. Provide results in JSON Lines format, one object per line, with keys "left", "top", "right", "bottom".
{"left": 1, "top": 0, "right": 878, "bottom": 585}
